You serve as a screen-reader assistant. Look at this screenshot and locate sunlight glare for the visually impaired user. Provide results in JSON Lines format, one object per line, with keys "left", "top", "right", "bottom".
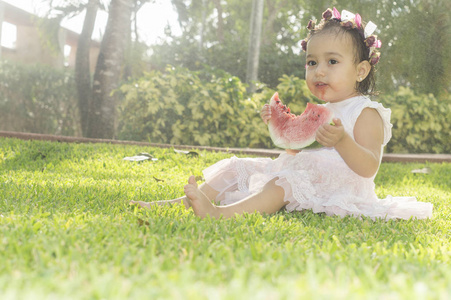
{"left": 1, "top": 21, "right": 17, "bottom": 49}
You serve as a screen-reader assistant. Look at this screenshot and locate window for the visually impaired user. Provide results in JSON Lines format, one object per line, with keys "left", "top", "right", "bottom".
{"left": 1, "top": 21, "right": 17, "bottom": 49}
{"left": 64, "top": 44, "right": 71, "bottom": 66}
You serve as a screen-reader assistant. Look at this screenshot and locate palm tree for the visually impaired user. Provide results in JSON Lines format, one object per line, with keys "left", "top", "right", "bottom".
{"left": 87, "top": 0, "right": 133, "bottom": 138}
{"left": 46, "top": 0, "right": 145, "bottom": 138}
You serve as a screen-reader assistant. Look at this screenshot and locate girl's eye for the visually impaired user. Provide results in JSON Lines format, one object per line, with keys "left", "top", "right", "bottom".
{"left": 307, "top": 60, "right": 317, "bottom": 66}
{"left": 329, "top": 59, "right": 338, "bottom": 65}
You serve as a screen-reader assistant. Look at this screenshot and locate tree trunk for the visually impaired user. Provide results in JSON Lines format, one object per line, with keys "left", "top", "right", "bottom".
{"left": 172, "top": 0, "right": 189, "bottom": 28}
{"left": 262, "top": 0, "right": 287, "bottom": 45}
{"left": 245, "top": 0, "right": 264, "bottom": 93}
{"left": 212, "top": 0, "right": 224, "bottom": 43}
{"left": 87, "top": 0, "right": 133, "bottom": 139}
{"left": 123, "top": 1, "right": 145, "bottom": 80}
{"left": 76, "top": 0, "right": 98, "bottom": 137}
{"left": 198, "top": 0, "right": 207, "bottom": 54}
{"left": 0, "top": 1, "right": 4, "bottom": 58}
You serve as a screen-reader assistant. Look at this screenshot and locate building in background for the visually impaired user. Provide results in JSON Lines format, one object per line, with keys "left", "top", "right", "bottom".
{"left": 0, "top": 0, "right": 99, "bottom": 71}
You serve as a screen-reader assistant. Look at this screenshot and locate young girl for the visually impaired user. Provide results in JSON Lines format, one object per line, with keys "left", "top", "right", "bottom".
{"left": 130, "top": 8, "right": 433, "bottom": 220}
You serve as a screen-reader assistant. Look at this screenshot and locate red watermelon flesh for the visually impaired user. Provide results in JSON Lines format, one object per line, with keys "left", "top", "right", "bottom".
{"left": 268, "top": 92, "right": 334, "bottom": 149}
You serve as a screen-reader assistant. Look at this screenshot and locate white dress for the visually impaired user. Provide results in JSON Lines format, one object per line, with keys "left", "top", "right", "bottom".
{"left": 203, "top": 96, "right": 433, "bottom": 220}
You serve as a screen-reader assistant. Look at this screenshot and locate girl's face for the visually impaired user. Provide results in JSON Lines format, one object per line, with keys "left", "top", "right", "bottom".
{"left": 305, "top": 32, "right": 362, "bottom": 103}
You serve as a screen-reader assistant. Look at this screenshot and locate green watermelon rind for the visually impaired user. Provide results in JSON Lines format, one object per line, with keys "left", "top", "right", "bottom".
{"left": 302, "top": 121, "right": 336, "bottom": 149}
{"left": 303, "top": 140, "right": 323, "bottom": 149}
{"left": 267, "top": 93, "right": 334, "bottom": 150}
{"left": 275, "top": 121, "right": 336, "bottom": 150}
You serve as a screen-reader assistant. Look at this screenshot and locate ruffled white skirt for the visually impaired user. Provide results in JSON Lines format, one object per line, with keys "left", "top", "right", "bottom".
{"left": 203, "top": 151, "right": 433, "bottom": 220}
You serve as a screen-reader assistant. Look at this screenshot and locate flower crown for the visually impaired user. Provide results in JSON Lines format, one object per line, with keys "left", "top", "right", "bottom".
{"left": 301, "top": 7, "right": 382, "bottom": 65}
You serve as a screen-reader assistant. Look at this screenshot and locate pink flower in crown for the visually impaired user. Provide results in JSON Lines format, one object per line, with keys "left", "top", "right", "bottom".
{"left": 332, "top": 7, "right": 341, "bottom": 19}
{"left": 366, "top": 35, "right": 382, "bottom": 49}
{"left": 355, "top": 14, "right": 362, "bottom": 28}
{"left": 307, "top": 19, "right": 316, "bottom": 30}
{"left": 341, "top": 20, "right": 356, "bottom": 29}
{"left": 365, "top": 35, "right": 376, "bottom": 47}
{"left": 369, "top": 52, "right": 381, "bottom": 65}
{"left": 301, "top": 39, "right": 307, "bottom": 52}
{"left": 322, "top": 8, "right": 333, "bottom": 21}
{"left": 374, "top": 39, "right": 382, "bottom": 48}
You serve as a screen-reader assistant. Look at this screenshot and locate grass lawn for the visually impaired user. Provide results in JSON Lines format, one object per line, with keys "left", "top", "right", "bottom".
{"left": 0, "top": 137, "right": 450, "bottom": 299}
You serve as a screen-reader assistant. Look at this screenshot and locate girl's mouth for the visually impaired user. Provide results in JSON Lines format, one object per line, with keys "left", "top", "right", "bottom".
{"left": 315, "top": 82, "right": 328, "bottom": 90}
{"left": 314, "top": 82, "right": 328, "bottom": 101}
{"left": 315, "top": 82, "right": 328, "bottom": 87}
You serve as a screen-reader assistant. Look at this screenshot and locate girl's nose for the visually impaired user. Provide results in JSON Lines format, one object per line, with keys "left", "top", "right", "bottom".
{"left": 315, "top": 63, "right": 326, "bottom": 77}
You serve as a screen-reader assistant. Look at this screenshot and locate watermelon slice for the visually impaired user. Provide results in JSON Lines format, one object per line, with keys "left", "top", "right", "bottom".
{"left": 268, "top": 92, "right": 334, "bottom": 149}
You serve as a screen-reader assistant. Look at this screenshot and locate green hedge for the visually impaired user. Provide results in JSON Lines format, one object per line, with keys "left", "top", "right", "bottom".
{"left": 0, "top": 61, "right": 80, "bottom": 136}
{"left": 379, "top": 87, "right": 451, "bottom": 154}
{"left": 117, "top": 66, "right": 271, "bottom": 148}
{"left": 118, "top": 67, "right": 451, "bottom": 154}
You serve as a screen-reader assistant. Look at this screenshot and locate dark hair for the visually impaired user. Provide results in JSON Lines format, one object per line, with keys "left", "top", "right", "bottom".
{"left": 306, "top": 19, "right": 377, "bottom": 95}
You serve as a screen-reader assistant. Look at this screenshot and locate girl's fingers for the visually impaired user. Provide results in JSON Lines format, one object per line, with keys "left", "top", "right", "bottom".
{"left": 332, "top": 118, "right": 342, "bottom": 126}
{"left": 316, "top": 120, "right": 345, "bottom": 147}
{"left": 316, "top": 125, "right": 336, "bottom": 146}
{"left": 260, "top": 105, "right": 270, "bottom": 114}
{"left": 315, "top": 129, "right": 329, "bottom": 146}
{"left": 260, "top": 104, "right": 271, "bottom": 124}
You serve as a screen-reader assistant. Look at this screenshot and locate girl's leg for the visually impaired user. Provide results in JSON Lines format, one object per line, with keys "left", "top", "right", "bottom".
{"left": 129, "top": 197, "right": 190, "bottom": 209}
{"left": 184, "top": 175, "right": 286, "bottom": 219}
{"left": 129, "top": 181, "right": 220, "bottom": 209}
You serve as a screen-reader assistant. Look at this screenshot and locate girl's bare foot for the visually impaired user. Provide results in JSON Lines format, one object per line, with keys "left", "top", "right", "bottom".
{"left": 184, "top": 175, "right": 219, "bottom": 219}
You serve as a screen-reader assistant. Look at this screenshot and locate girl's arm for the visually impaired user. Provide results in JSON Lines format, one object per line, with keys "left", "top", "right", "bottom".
{"left": 315, "top": 108, "right": 384, "bottom": 178}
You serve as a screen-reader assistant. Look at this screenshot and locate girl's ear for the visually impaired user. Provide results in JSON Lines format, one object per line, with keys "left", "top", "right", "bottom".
{"left": 357, "top": 60, "right": 371, "bottom": 82}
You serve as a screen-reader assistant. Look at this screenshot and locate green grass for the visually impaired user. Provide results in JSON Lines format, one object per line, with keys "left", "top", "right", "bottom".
{"left": 0, "top": 137, "right": 450, "bottom": 299}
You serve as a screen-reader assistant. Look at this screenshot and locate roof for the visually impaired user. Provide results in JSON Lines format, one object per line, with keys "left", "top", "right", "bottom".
{"left": 1, "top": 1, "right": 100, "bottom": 47}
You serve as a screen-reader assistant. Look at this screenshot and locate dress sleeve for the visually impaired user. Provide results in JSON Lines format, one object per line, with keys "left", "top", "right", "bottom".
{"left": 349, "top": 99, "right": 393, "bottom": 147}
{"left": 367, "top": 102, "right": 393, "bottom": 146}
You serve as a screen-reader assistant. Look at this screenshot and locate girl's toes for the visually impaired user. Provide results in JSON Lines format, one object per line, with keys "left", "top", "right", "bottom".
{"left": 184, "top": 186, "right": 195, "bottom": 199}
{"left": 188, "top": 175, "right": 198, "bottom": 187}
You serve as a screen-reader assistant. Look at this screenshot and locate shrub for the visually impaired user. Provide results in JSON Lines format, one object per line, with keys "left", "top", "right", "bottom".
{"left": 118, "top": 66, "right": 271, "bottom": 148}
{"left": 0, "top": 60, "right": 80, "bottom": 136}
{"left": 379, "top": 87, "right": 451, "bottom": 154}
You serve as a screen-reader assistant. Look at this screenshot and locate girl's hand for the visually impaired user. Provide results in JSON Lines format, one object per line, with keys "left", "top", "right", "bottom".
{"left": 315, "top": 118, "right": 346, "bottom": 147}
{"left": 260, "top": 104, "right": 271, "bottom": 125}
